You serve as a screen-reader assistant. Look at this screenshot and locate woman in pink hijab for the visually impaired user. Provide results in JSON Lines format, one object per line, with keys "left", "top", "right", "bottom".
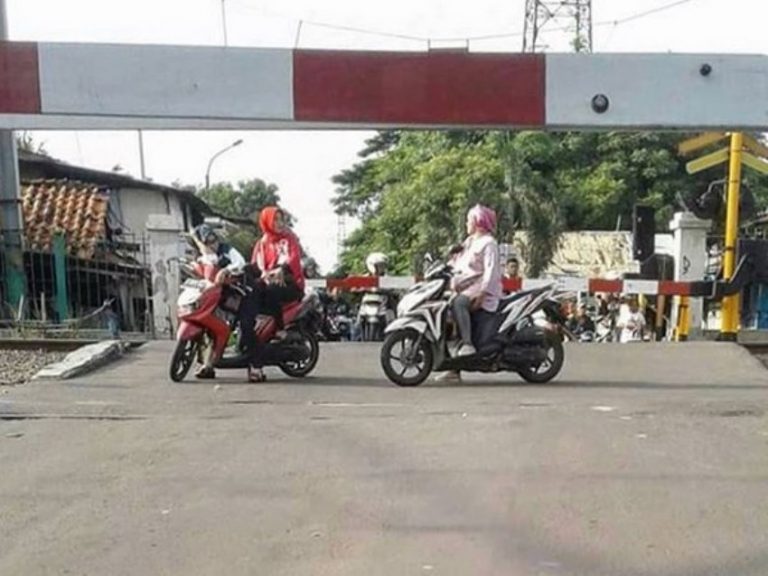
{"left": 446, "top": 204, "right": 503, "bottom": 370}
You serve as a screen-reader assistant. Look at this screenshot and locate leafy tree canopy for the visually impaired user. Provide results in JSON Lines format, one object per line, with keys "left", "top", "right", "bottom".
{"left": 333, "top": 130, "right": 768, "bottom": 277}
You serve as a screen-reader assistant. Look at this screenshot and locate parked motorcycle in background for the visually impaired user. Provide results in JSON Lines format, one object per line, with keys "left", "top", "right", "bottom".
{"left": 358, "top": 252, "right": 396, "bottom": 342}
{"left": 317, "top": 288, "right": 353, "bottom": 341}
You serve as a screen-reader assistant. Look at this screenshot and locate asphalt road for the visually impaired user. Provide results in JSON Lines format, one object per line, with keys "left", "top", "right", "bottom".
{"left": 2, "top": 341, "right": 768, "bottom": 576}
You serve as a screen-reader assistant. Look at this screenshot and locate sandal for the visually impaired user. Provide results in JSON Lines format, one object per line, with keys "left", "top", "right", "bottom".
{"left": 195, "top": 366, "right": 216, "bottom": 379}
{"left": 248, "top": 367, "right": 267, "bottom": 383}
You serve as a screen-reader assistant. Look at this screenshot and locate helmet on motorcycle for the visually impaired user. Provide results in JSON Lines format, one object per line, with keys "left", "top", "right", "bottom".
{"left": 302, "top": 256, "right": 319, "bottom": 279}
{"left": 365, "top": 252, "right": 388, "bottom": 276}
{"left": 193, "top": 224, "right": 218, "bottom": 247}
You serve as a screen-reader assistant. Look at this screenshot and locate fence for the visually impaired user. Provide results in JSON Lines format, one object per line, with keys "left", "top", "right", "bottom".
{"left": 0, "top": 230, "right": 153, "bottom": 339}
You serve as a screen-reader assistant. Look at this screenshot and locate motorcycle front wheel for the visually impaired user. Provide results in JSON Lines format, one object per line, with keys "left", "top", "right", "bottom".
{"left": 380, "top": 329, "right": 433, "bottom": 387}
{"left": 517, "top": 337, "right": 564, "bottom": 384}
{"left": 169, "top": 338, "right": 199, "bottom": 382}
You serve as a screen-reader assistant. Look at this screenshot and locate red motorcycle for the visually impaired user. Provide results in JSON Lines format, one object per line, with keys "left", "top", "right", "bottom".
{"left": 168, "top": 259, "right": 321, "bottom": 382}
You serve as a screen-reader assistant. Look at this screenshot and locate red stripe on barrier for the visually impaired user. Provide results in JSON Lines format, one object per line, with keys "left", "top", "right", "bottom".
{"left": 294, "top": 51, "right": 545, "bottom": 125}
{"left": 588, "top": 279, "right": 623, "bottom": 293}
{"left": 0, "top": 42, "right": 40, "bottom": 114}
{"left": 658, "top": 281, "right": 692, "bottom": 296}
{"left": 502, "top": 277, "right": 522, "bottom": 292}
{"left": 327, "top": 276, "right": 378, "bottom": 290}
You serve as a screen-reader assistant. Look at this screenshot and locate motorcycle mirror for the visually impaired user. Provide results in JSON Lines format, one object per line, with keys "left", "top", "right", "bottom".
{"left": 424, "top": 253, "right": 434, "bottom": 264}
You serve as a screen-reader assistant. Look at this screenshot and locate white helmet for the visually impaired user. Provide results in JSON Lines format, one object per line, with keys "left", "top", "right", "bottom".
{"left": 365, "top": 252, "right": 388, "bottom": 276}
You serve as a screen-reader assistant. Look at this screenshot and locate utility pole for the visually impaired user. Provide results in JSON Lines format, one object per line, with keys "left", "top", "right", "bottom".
{"left": 523, "top": 0, "right": 593, "bottom": 53}
{"left": 0, "top": 0, "right": 26, "bottom": 314}
{"left": 336, "top": 214, "right": 347, "bottom": 264}
{"left": 137, "top": 130, "right": 147, "bottom": 180}
{"left": 220, "top": 0, "right": 229, "bottom": 47}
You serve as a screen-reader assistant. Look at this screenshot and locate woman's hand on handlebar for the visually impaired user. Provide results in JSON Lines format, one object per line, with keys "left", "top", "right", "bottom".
{"left": 266, "top": 267, "right": 285, "bottom": 286}
{"left": 215, "top": 269, "right": 231, "bottom": 285}
{"left": 470, "top": 294, "right": 485, "bottom": 311}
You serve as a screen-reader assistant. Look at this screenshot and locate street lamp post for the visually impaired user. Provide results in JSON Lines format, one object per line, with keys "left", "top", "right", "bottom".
{"left": 205, "top": 139, "right": 243, "bottom": 191}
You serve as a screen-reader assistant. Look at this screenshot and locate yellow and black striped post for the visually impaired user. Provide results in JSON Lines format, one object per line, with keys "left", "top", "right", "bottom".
{"left": 676, "top": 295, "right": 690, "bottom": 342}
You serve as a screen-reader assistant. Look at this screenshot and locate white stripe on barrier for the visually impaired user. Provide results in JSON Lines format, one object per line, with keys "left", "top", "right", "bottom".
{"left": 556, "top": 277, "right": 590, "bottom": 293}
{"left": 38, "top": 43, "right": 294, "bottom": 120}
{"left": 305, "top": 279, "right": 327, "bottom": 289}
{"left": 622, "top": 279, "right": 660, "bottom": 295}
{"left": 521, "top": 279, "right": 557, "bottom": 290}
{"left": 379, "top": 276, "right": 416, "bottom": 289}
{"left": 546, "top": 53, "right": 768, "bottom": 129}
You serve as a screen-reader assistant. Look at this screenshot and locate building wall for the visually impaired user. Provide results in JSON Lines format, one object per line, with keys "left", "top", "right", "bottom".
{"left": 113, "top": 187, "right": 186, "bottom": 235}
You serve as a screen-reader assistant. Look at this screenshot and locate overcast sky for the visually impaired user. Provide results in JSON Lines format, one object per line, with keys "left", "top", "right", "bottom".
{"left": 7, "top": 0, "right": 767, "bottom": 270}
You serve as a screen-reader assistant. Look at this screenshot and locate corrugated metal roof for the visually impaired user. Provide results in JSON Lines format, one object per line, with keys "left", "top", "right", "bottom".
{"left": 21, "top": 179, "right": 109, "bottom": 259}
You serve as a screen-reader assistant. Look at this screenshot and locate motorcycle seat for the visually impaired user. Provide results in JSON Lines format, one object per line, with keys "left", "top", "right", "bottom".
{"left": 282, "top": 301, "right": 303, "bottom": 324}
{"left": 282, "top": 293, "right": 316, "bottom": 325}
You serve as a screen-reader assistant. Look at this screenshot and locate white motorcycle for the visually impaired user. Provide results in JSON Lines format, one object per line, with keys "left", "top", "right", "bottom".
{"left": 379, "top": 258, "right": 565, "bottom": 386}
{"left": 358, "top": 290, "right": 395, "bottom": 342}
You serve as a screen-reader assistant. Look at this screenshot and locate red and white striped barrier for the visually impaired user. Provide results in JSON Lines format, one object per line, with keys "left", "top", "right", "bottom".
{"left": 306, "top": 276, "right": 706, "bottom": 297}
{"left": 0, "top": 42, "right": 766, "bottom": 130}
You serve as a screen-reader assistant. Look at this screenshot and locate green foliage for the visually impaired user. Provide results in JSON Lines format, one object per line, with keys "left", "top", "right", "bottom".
{"left": 333, "top": 130, "right": 768, "bottom": 277}
{"left": 195, "top": 178, "right": 282, "bottom": 257}
{"left": 335, "top": 132, "right": 506, "bottom": 275}
{"left": 16, "top": 132, "right": 48, "bottom": 155}
{"left": 197, "top": 178, "right": 282, "bottom": 221}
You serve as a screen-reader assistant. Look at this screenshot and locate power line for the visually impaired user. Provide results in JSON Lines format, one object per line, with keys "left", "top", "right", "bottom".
{"left": 599, "top": 0, "right": 697, "bottom": 26}
{"left": 227, "top": 0, "right": 700, "bottom": 46}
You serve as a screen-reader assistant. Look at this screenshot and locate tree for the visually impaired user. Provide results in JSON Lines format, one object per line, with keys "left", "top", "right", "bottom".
{"left": 195, "top": 178, "right": 283, "bottom": 256}
{"left": 334, "top": 132, "right": 507, "bottom": 274}
{"left": 16, "top": 132, "right": 48, "bottom": 156}
{"left": 332, "top": 130, "right": 768, "bottom": 277}
{"left": 197, "top": 178, "right": 282, "bottom": 221}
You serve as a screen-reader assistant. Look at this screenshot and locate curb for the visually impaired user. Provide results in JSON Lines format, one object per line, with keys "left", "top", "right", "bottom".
{"left": 32, "top": 340, "right": 126, "bottom": 381}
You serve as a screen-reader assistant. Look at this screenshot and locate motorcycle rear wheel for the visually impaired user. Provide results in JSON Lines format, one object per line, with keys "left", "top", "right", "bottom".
{"left": 169, "top": 338, "right": 199, "bottom": 382}
{"left": 279, "top": 329, "right": 320, "bottom": 378}
{"left": 380, "top": 329, "right": 433, "bottom": 387}
{"left": 517, "top": 337, "right": 564, "bottom": 384}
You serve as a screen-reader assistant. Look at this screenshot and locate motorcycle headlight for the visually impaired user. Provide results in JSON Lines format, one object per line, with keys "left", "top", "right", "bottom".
{"left": 177, "top": 289, "right": 201, "bottom": 316}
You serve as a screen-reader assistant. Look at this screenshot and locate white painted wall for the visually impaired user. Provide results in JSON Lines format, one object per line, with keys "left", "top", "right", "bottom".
{"left": 38, "top": 43, "right": 294, "bottom": 120}
{"left": 114, "top": 187, "right": 185, "bottom": 237}
{"left": 147, "top": 214, "right": 186, "bottom": 339}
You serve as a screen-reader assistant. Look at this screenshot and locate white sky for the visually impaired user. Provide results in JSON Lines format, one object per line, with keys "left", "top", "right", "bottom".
{"left": 7, "top": 0, "right": 768, "bottom": 271}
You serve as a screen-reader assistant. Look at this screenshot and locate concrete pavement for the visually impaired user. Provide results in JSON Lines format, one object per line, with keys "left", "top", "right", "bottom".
{"left": 1, "top": 342, "right": 768, "bottom": 575}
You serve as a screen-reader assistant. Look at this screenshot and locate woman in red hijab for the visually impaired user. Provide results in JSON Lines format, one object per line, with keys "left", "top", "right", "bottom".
{"left": 252, "top": 207, "right": 305, "bottom": 294}
{"left": 239, "top": 206, "right": 306, "bottom": 382}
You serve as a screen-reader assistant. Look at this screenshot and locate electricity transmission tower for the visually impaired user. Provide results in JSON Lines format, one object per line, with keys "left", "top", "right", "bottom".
{"left": 522, "top": 0, "right": 593, "bottom": 53}
{"left": 336, "top": 215, "right": 347, "bottom": 263}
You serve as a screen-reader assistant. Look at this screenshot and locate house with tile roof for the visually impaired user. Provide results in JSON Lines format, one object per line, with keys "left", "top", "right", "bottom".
{"left": 0, "top": 151, "right": 214, "bottom": 335}
{"left": 19, "top": 150, "right": 210, "bottom": 239}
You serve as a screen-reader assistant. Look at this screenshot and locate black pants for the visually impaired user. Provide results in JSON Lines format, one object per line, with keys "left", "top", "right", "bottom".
{"left": 238, "top": 282, "right": 303, "bottom": 360}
